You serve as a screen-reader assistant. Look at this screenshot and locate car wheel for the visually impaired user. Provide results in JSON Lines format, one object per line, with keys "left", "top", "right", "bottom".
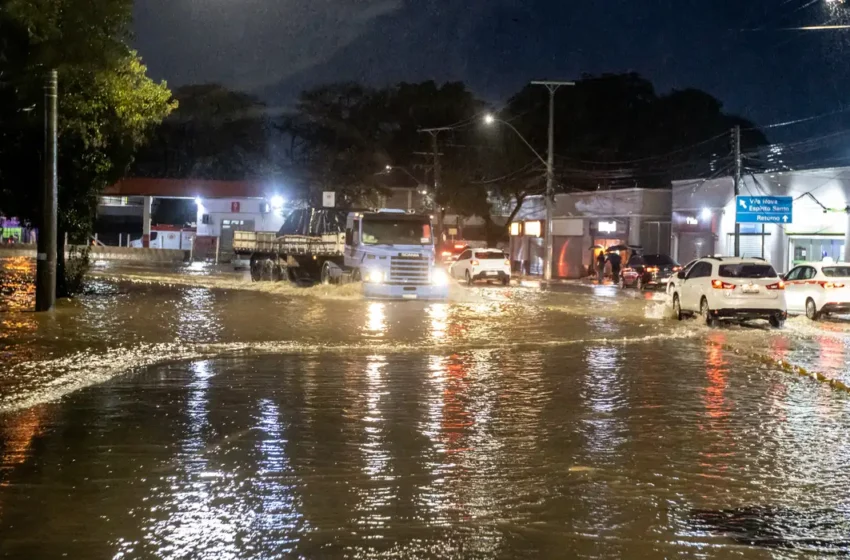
{"left": 805, "top": 298, "right": 820, "bottom": 321}
{"left": 672, "top": 293, "right": 683, "bottom": 321}
{"left": 637, "top": 277, "right": 644, "bottom": 291}
{"left": 465, "top": 270, "right": 473, "bottom": 286}
{"left": 700, "top": 297, "right": 716, "bottom": 327}
{"left": 769, "top": 314, "right": 785, "bottom": 329}
{"left": 618, "top": 276, "right": 625, "bottom": 289}
{"left": 502, "top": 276, "right": 510, "bottom": 286}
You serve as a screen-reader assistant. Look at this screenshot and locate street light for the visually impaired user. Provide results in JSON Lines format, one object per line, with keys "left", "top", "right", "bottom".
{"left": 482, "top": 114, "right": 548, "bottom": 168}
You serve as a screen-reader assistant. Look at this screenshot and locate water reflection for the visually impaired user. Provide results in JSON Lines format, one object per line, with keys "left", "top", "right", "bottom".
{"left": 364, "top": 302, "right": 387, "bottom": 337}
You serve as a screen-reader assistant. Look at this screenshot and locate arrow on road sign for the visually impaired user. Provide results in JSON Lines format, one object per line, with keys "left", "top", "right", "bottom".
{"left": 739, "top": 199, "right": 747, "bottom": 209}
{"left": 782, "top": 215, "right": 788, "bottom": 223}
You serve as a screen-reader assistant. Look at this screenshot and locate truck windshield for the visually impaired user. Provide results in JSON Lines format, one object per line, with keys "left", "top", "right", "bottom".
{"left": 362, "top": 218, "right": 432, "bottom": 245}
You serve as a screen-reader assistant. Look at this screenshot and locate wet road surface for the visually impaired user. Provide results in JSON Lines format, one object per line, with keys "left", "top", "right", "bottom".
{"left": 3, "top": 257, "right": 850, "bottom": 558}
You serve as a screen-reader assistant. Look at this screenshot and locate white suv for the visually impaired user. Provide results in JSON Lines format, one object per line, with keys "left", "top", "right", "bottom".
{"left": 670, "top": 257, "right": 787, "bottom": 328}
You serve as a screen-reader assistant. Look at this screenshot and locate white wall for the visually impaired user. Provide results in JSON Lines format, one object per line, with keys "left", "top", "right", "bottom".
{"left": 195, "top": 197, "right": 286, "bottom": 236}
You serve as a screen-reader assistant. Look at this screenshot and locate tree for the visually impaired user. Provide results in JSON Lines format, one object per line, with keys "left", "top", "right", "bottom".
{"left": 0, "top": 0, "right": 175, "bottom": 294}
{"left": 133, "top": 84, "right": 272, "bottom": 180}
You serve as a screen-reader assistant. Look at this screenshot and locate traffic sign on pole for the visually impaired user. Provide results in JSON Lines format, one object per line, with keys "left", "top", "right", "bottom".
{"left": 735, "top": 195, "right": 793, "bottom": 224}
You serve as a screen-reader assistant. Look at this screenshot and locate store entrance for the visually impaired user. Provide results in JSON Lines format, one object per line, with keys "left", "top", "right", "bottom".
{"left": 789, "top": 237, "right": 844, "bottom": 269}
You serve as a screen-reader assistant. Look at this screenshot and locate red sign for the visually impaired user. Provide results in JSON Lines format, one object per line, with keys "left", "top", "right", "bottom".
{"left": 231, "top": 201, "right": 240, "bottom": 213}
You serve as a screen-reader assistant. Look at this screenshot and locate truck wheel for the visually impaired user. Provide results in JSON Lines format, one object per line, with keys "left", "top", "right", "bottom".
{"left": 321, "top": 262, "right": 334, "bottom": 285}
{"left": 262, "top": 259, "right": 274, "bottom": 281}
{"left": 351, "top": 268, "right": 361, "bottom": 282}
{"left": 272, "top": 264, "right": 283, "bottom": 282}
{"left": 250, "top": 255, "right": 262, "bottom": 282}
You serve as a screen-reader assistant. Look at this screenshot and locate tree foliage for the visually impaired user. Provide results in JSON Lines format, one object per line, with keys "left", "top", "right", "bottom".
{"left": 133, "top": 84, "right": 272, "bottom": 180}
{"left": 0, "top": 0, "right": 175, "bottom": 238}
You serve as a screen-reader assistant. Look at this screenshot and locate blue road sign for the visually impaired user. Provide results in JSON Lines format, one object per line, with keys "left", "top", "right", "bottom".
{"left": 735, "top": 195, "right": 793, "bottom": 224}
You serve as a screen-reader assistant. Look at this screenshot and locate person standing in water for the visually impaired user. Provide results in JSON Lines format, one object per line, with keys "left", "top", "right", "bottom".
{"left": 596, "top": 251, "right": 606, "bottom": 284}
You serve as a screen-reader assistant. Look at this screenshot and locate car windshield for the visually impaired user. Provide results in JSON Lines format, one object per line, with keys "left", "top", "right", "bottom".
{"left": 823, "top": 266, "right": 850, "bottom": 278}
{"left": 719, "top": 263, "right": 777, "bottom": 278}
{"left": 643, "top": 255, "right": 677, "bottom": 266}
{"left": 361, "top": 218, "right": 431, "bottom": 245}
{"left": 475, "top": 251, "right": 505, "bottom": 259}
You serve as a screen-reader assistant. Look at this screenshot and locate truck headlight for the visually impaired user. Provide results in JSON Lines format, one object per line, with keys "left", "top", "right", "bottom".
{"left": 366, "top": 270, "right": 384, "bottom": 283}
{"left": 431, "top": 269, "right": 449, "bottom": 286}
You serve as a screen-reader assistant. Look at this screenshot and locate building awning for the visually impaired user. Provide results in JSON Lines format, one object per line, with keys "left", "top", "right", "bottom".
{"left": 105, "top": 178, "right": 271, "bottom": 199}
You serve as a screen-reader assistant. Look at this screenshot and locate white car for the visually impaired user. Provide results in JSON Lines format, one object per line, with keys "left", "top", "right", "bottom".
{"left": 670, "top": 257, "right": 787, "bottom": 328}
{"left": 784, "top": 261, "right": 850, "bottom": 320}
{"left": 665, "top": 259, "right": 697, "bottom": 295}
{"left": 451, "top": 248, "right": 511, "bottom": 286}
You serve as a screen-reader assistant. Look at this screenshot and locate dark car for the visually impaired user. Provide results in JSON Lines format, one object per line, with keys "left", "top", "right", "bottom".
{"left": 619, "top": 253, "right": 681, "bottom": 290}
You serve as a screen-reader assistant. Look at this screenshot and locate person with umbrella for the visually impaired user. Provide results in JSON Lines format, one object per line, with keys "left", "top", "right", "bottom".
{"left": 607, "top": 244, "right": 629, "bottom": 285}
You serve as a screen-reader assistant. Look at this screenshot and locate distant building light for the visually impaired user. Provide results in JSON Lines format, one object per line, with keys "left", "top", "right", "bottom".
{"left": 510, "top": 222, "right": 521, "bottom": 236}
{"left": 194, "top": 197, "right": 203, "bottom": 206}
{"left": 701, "top": 208, "right": 712, "bottom": 220}
{"left": 270, "top": 195, "right": 284, "bottom": 209}
{"left": 686, "top": 216, "right": 699, "bottom": 226}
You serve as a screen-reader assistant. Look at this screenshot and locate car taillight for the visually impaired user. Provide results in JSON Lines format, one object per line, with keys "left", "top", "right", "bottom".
{"left": 766, "top": 281, "right": 785, "bottom": 290}
{"left": 819, "top": 281, "right": 846, "bottom": 289}
{"left": 711, "top": 279, "right": 736, "bottom": 290}
{"left": 646, "top": 266, "right": 658, "bottom": 273}
{"left": 504, "top": 259, "right": 510, "bottom": 266}
{"left": 672, "top": 266, "right": 681, "bottom": 272}
{"left": 471, "top": 260, "right": 479, "bottom": 266}
{"left": 441, "top": 251, "right": 452, "bottom": 257}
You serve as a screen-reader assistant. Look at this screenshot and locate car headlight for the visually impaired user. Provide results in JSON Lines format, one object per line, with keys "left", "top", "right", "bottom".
{"left": 432, "top": 269, "right": 449, "bottom": 286}
{"left": 366, "top": 270, "right": 384, "bottom": 283}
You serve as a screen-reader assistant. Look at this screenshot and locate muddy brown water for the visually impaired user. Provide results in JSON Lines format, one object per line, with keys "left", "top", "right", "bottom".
{"left": 2, "top": 257, "right": 850, "bottom": 558}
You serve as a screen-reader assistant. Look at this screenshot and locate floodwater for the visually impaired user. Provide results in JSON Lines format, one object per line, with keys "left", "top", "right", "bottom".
{"left": 2, "top": 257, "right": 850, "bottom": 558}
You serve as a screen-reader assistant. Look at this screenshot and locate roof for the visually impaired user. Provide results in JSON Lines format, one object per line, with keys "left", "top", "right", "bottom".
{"left": 105, "top": 178, "right": 271, "bottom": 199}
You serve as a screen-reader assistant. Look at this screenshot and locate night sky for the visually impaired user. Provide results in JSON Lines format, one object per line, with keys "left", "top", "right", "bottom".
{"left": 133, "top": 0, "right": 850, "bottom": 130}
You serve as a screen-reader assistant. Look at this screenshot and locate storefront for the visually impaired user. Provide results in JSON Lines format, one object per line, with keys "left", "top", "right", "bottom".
{"left": 673, "top": 168, "right": 850, "bottom": 273}
{"left": 672, "top": 210, "right": 716, "bottom": 264}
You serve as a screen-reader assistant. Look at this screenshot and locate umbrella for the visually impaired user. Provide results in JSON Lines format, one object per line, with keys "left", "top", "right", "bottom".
{"left": 606, "top": 244, "right": 630, "bottom": 252}
{"left": 589, "top": 244, "right": 604, "bottom": 250}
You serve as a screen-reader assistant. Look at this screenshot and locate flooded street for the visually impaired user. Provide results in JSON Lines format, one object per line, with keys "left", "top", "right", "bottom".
{"left": 3, "top": 257, "right": 850, "bottom": 557}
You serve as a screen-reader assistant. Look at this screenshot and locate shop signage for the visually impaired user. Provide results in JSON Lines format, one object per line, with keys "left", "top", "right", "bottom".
{"left": 598, "top": 221, "right": 617, "bottom": 234}
{"left": 323, "top": 191, "right": 336, "bottom": 208}
{"left": 736, "top": 195, "right": 793, "bottom": 224}
{"left": 673, "top": 211, "right": 713, "bottom": 233}
{"left": 231, "top": 201, "right": 240, "bottom": 213}
{"left": 686, "top": 216, "right": 698, "bottom": 226}
{"left": 524, "top": 221, "right": 542, "bottom": 237}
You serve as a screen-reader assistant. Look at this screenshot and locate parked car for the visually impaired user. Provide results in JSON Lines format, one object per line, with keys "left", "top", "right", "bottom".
{"left": 783, "top": 261, "right": 850, "bottom": 320}
{"left": 670, "top": 257, "right": 787, "bottom": 328}
{"left": 451, "top": 248, "right": 511, "bottom": 285}
{"left": 619, "top": 253, "right": 681, "bottom": 290}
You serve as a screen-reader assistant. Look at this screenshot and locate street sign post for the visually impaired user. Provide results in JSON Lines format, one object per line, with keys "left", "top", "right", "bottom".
{"left": 735, "top": 195, "right": 793, "bottom": 224}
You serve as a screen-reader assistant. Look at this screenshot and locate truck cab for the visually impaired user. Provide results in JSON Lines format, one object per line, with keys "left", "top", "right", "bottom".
{"left": 344, "top": 210, "right": 449, "bottom": 300}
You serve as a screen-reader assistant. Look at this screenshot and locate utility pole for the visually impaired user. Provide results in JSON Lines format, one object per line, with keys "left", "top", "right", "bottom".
{"left": 531, "top": 80, "right": 574, "bottom": 281}
{"left": 36, "top": 70, "right": 58, "bottom": 312}
{"left": 732, "top": 125, "right": 742, "bottom": 257}
{"left": 419, "top": 127, "right": 452, "bottom": 242}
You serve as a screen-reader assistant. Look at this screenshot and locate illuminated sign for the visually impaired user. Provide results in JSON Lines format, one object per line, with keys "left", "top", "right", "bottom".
{"left": 524, "top": 221, "right": 542, "bottom": 237}
{"left": 510, "top": 222, "right": 521, "bottom": 236}
{"left": 598, "top": 221, "right": 617, "bottom": 234}
{"left": 685, "top": 216, "right": 698, "bottom": 226}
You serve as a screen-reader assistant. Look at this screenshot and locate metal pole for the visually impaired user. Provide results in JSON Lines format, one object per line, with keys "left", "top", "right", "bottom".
{"left": 431, "top": 132, "right": 443, "bottom": 242}
{"left": 733, "top": 125, "right": 742, "bottom": 257}
{"left": 36, "top": 70, "right": 58, "bottom": 312}
{"left": 531, "top": 80, "right": 574, "bottom": 281}
{"left": 544, "top": 87, "right": 556, "bottom": 281}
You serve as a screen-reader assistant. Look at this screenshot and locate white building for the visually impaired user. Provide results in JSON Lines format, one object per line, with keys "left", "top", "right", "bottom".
{"left": 672, "top": 167, "right": 850, "bottom": 272}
